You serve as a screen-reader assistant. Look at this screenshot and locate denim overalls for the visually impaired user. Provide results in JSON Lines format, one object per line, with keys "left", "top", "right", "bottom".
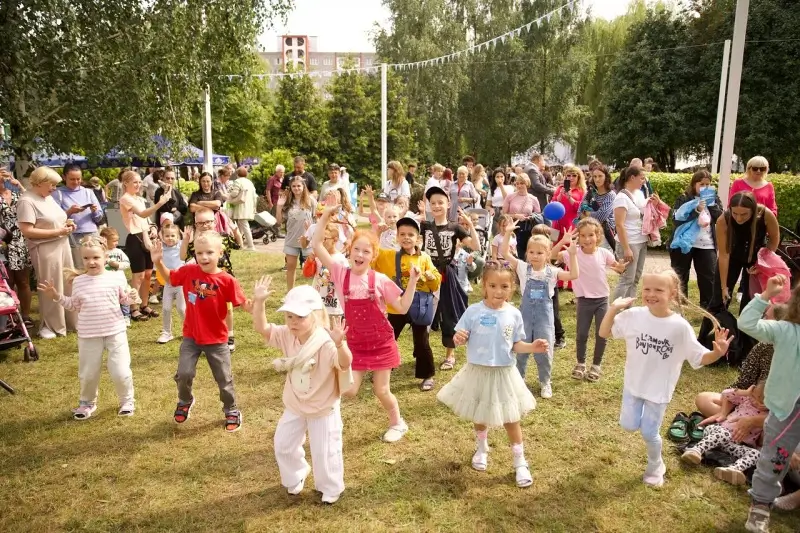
{"left": 517, "top": 264, "right": 555, "bottom": 384}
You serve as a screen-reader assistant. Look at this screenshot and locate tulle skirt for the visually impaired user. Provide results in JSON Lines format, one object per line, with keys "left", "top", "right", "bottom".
{"left": 437, "top": 363, "right": 536, "bottom": 427}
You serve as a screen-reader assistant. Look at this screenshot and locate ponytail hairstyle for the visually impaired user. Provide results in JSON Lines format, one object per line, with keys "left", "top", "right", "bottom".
{"left": 64, "top": 235, "right": 108, "bottom": 283}
{"left": 725, "top": 192, "right": 764, "bottom": 263}
{"left": 616, "top": 166, "right": 644, "bottom": 192}
{"left": 651, "top": 268, "right": 721, "bottom": 330}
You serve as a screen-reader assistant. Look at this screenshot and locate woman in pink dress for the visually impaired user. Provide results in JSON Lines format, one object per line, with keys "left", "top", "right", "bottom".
{"left": 729, "top": 156, "right": 777, "bottom": 216}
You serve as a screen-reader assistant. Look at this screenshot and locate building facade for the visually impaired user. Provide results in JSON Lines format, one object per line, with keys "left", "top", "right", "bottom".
{"left": 259, "top": 35, "right": 378, "bottom": 92}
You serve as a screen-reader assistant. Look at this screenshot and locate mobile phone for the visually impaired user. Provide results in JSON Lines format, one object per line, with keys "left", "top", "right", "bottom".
{"left": 563, "top": 178, "right": 571, "bottom": 191}
{"left": 81, "top": 204, "right": 94, "bottom": 209}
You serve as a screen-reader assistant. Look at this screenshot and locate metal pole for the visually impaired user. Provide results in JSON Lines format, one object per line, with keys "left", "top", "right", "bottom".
{"left": 381, "top": 63, "right": 388, "bottom": 190}
{"left": 202, "top": 86, "right": 214, "bottom": 174}
{"left": 718, "top": 0, "right": 749, "bottom": 207}
{"left": 711, "top": 39, "right": 731, "bottom": 175}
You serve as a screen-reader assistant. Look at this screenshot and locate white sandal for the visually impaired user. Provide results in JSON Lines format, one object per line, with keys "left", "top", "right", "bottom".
{"left": 515, "top": 463, "right": 533, "bottom": 488}
{"left": 472, "top": 450, "right": 488, "bottom": 471}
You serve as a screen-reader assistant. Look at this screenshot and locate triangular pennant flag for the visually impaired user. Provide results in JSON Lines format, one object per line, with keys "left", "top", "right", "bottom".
{"left": 536, "top": 19, "right": 542, "bottom": 28}
{"left": 226, "top": 75, "right": 233, "bottom": 82}
{"left": 501, "top": 34, "right": 507, "bottom": 44}
{"left": 526, "top": 22, "right": 533, "bottom": 32}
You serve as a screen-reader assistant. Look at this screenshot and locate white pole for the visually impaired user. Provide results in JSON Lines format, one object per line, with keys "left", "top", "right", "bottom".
{"left": 202, "top": 86, "right": 214, "bottom": 174}
{"left": 718, "top": 0, "right": 749, "bottom": 207}
{"left": 711, "top": 39, "right": 732, "bottom": 175}
{"left": 381, "top": 63, "right": 388, "bottom": 190}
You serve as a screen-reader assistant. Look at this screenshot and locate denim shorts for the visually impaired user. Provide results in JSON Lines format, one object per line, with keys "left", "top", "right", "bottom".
{"left": 283, "top": 245, "right": 311, "bottom": 258}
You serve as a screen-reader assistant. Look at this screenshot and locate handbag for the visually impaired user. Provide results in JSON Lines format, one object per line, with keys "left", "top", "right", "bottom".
{"left": 302, "top": 257, "right": 317, "bottom": 278}
{"left": 214, "top": 209, "right": 233, "bottom": 234}
{"left": 394, "top": 251, "right": 435, "bottom": 326}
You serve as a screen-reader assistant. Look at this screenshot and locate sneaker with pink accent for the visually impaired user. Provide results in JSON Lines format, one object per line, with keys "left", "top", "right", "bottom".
{"left": 643, "top": 460, "right": 666, "bottom": 487}
{"left": 72, "top": 404, "right": 97, "bottom": 420}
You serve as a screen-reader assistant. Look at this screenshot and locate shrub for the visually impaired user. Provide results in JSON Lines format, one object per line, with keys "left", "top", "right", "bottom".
{"left": 176, "top": 179, "right": 199, "bottom": 196}
{"left": 251, "top": 148, "right": 295, "bottom": 194}
{"left": 647, "top": 172, "right": 800, "bottom": 244}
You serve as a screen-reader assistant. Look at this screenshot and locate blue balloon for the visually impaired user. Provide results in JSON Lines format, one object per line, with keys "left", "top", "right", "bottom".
{"left": 543, "top": 201, "right": 566, "bottom": 222}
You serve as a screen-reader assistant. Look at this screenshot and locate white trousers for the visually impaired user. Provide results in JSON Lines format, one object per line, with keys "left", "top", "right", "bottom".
{"left": 162, "top": 283, "right": 186, "bottom": 335}
{"left": 77, "top": 331, "right": 134, "bottom": 406}
{"left": 237, "top": 219, "right": 255, "bottom": 250}
{"left": 274, "top": 403, "right": 344, "bottom": 498}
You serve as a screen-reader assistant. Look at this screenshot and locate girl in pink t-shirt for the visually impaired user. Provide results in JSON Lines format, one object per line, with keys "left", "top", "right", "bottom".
{"left": 313, "top": 204, "right": 421, "bottom": 443}
{"left": 251, "top": 282, "right": 352, "bottom": 504}
{"left": 555, "top": 218, "right": 628, "bottom": 382}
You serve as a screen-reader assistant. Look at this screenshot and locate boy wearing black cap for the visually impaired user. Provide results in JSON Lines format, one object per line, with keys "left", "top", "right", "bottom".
{"left": 421, "top": 186, "right": 480, "bottom": 371}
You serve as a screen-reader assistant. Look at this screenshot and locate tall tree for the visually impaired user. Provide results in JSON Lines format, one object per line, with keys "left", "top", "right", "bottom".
{"left": 326, "top": 66, "right": 375, "bottom": 183}
{"left": 0, "top": 0, "right": 292, "bottom": 176}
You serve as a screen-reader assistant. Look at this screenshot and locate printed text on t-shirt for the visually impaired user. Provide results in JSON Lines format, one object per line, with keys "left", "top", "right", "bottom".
{"left": 635, "top": 333, "right": 674, "bottom": 360}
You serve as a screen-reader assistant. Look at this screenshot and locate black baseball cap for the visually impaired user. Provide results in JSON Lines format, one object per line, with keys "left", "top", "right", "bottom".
{"left": 425, "top": 186, "right": 448, "bottom": 200}
{"left": 396, "top": 216, "right": 420, "bottom": 233}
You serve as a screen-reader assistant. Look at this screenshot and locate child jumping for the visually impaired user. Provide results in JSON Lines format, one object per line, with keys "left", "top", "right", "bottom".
{"left": 681, "top": 381, "right": 768, "bottom": 485}
{"left": 157, "top": 221, "right": 186, "bottom": 344}
{"left": 598, "top": 269, "right": 731, "bottom": 487}
{"left": 500, "top": 223, "right": 578, "bottom": 398}
{"left": 251, "top": 280, "right": 352, "bottom": 504}
{"left": 38, "top": 236, "right": 135, "bottom": 420}
{"left": 151, "top": 234, "right": 247, "bottom": 433}
{"left": 737, "top": 274, "right": 800, "bottom": 533}
{"left": 312, "top": 205, "right": 421, "bottom": 442}
{"left": 437, "top": 260, "right": 549, "bottom": 487}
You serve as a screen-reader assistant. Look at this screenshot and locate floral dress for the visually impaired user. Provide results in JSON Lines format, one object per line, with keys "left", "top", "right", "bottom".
{"left": 0, "top": 191, "right": 32, "bottom": 271}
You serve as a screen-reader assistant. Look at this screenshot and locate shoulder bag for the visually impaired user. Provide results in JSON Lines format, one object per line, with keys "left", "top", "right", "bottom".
{"left": 394, "top": 251, "right": 435, "bottom": 326}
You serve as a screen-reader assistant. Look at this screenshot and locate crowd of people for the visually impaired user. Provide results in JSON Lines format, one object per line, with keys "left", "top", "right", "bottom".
{"left": 0, "top": 151, "right": 798, "bottom": 532}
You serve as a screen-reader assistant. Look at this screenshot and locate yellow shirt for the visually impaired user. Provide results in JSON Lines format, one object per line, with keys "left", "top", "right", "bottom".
{"left": 373, "top": 248, "right": 442, "bottom": 315}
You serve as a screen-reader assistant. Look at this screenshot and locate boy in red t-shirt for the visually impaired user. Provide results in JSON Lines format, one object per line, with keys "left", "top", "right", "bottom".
{"left": 151, "top": 233, "right": 247, "bottom": 432}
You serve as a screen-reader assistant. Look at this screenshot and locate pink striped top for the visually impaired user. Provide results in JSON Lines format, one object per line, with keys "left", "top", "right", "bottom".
{"left": 58, "top": 273, "right": 130, "bottom": 338}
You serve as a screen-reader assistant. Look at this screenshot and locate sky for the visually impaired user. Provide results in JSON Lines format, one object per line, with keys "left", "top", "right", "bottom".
{"left": 259, "top": 0, "right": 635, "bottom": 53}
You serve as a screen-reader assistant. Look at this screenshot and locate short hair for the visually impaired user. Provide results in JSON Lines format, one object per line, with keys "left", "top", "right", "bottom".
{"left": 531, "top": 152, "right": 543, "bottom": 162}
{"left": 629, "top": 158, "right": 643, "bottom": 168}
{"left": 531, "top": 224, "right": 551, "bottom": 237}
{"left": 408, "top": 163, "right": 417, "bottom": 169}
{"left": 644, "top": 157, "right": 654, "bottom": 165}
{"left": 462, "top": 155, "right": 475, "bottom": 165}
{"left": 63, "top": 163, "right": 82, "bottom": 176}
{"left": 193, "top": 207, "right": 215, "bottom": 222}
{"left": 218, "top": 167, "right": 231, "bottom": 178}
{"left": 432, "top": 163, "right": 444, "bottom": 173}
{"left": 275, "top": 164, "right": 285, "bottom": 172}
{"left": 293, "top": 156, "right": 305, "bottom": 164}
{"left": 29, "top": 167, "right": 62, "bottom": 187}
{"left": 194, "top": 231, "right": 223, "bottom": 250}
{"left": 100, "top": 227, "right": 119, "bottom": 240}
{"left": 236, "top": 166, "right": 248, "bottom": 177}
{"left": 747, "top": 155, "right": 769, "bottom": 171}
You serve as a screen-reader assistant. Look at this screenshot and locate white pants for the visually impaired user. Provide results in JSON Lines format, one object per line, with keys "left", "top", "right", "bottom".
{"left": 162, "top": 283, "right": 186, "bottom": 335}
{"left": 274, "top": 403, "right": 344, "bottom": 498}
{"left": 237, "top": 219, "right": 254, "bottom": 250}
{"left": 77, "top": 331, "right": 134, "bottom": 406}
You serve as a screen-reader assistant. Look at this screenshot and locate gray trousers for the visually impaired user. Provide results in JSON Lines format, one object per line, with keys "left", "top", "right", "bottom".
{"left": 576, "top": 296, "right": 608, "bottom": 366}
{"left": 750, "top": 398, "right": 800, "bottom": 505}
{"left": 613, "top": 241, "right": 647, "bottom": 300}
{"left": 175, "top": 337, "right": 237, "bottom": 413}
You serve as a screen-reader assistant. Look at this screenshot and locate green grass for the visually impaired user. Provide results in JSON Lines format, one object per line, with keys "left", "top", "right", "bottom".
{"left": 1, "top": 250, "right": 799, "bottom": 532}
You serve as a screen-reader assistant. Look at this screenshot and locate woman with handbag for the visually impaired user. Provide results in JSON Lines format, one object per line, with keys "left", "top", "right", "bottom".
{"left": 374, "top": 217, "right": 442, "bottom": 391}
{"left": 502, "top": 175, "right": 541, "bottom": 260}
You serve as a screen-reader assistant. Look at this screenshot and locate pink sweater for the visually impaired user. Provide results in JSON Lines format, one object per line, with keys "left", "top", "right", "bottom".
{"left": 58, "top": 273, "right": 131, "bottom": 338}
{"left": 729, "top": 178, "right": 777, "bottom": 217}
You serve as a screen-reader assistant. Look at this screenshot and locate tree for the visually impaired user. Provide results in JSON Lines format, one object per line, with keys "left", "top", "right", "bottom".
{"left": 326, "top": 65, "right": 375, "bottom": 183}
{"left": 0, "top": 0, "right": 292, "bottom": 177}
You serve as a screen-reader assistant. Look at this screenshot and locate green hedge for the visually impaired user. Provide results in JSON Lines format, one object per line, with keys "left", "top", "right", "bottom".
{"left": 646, "top": 173, "right": 799, "bottom": 244}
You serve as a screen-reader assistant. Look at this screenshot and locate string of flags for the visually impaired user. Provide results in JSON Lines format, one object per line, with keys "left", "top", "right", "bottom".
{"left": 220, "top": 0, "right": 575, "bottom": 83}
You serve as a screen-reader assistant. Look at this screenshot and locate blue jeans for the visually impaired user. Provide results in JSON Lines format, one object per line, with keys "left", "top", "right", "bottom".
{"left": 121, "top": 304, "right": 130, "bottom": 318}
{"left": 517, "top": 266, "right": 555, "bottom": 384}
{"left": 620, "top": 389, "right": 668, "bottom": 474}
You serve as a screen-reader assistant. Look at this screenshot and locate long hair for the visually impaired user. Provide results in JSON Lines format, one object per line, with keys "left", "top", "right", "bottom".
{"left": 388, "top": 160, "right": 405, "bottom": 186}
{"left": 489, "top": 167, "right": 506, "bottom": 196}
{"left": 616, "top": 166, "right": 643, "bottom": 192}
{"left": 725, "top": 192, "right": 764, "bottom": 263}
{"left": 650, "top": 269, "right": 721, "bottom": 330}
{"left": 685, "top": 170, "right": 711, "bottom": 197}
{"left": 562, "top": 164, "right": 587, "bottom": 192}
{"left": 591, "top": 165, "right": 613, "bottom": 193}
{"left": 283, "top": 176, "right": 312, "bottom": 218}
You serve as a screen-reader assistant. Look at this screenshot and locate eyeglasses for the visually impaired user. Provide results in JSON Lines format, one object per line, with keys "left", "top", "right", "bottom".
{"left": 196, "top": 220, "right": 214, "bottom": 227}
{"left": 749, "top": 166, "right": 767, "bottom": 173}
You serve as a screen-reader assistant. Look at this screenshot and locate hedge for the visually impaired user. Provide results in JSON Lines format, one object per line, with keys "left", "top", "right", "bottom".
{"left": 645, "top": 173, "right": 799, "bottom": 244}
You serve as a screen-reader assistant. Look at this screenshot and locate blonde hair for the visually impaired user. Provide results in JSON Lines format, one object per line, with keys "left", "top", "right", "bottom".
{"left": 194, "top": 231, "right": 223, "bottom": 250}
{"left": 746, "top": 155, "right": 769, "bottom": 172}
{"left": 100, "top": 227, "right": 119, "bottom": 241}
{"left": 309, "top": 308, "right": 330, "bottom": 329}
{"left": 432, "top": 163, "right": 444, "bottom": 173}
{"left": 562, "top": 164, "right": 587, "bottom": 192}
{"left": 531, "top": 224, "right": 551, "bottom": 237}
{"left": 64, "top": 236, "right": 108, "bottom": 283}
{"left": 527, "top": 234, "right": 553, "bottom": 251}
{"left": 644, "top": 269, "right": 721, "bottom": 330}
{"left": 388, "top": 160, "right": 405, "bottom": 185}
{"left": 576, "top": 217, "right": 604, "bottom": 242}
{"left": 160, "top": 222, "right": 181, "bottom": 240}
{"left": 121, "top": 170, "right": 140, "bottom": 186}
{"left": 29, "top": 167, "right": 62, "bottom": 187}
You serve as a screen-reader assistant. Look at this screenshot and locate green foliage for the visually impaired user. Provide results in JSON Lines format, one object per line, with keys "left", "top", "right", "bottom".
{"left": 250, "top": 148, "right": 294, "bottom": 194}
{"left": 176, "top": 180, "right": 199, "bottom": 197}
{"left": 327, "top": 66, "right": 376, "bottom": 185}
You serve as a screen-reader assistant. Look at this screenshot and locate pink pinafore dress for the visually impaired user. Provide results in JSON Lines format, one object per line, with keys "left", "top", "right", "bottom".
{"left": 343, "top": 269, "right": 400, "bottom": 371}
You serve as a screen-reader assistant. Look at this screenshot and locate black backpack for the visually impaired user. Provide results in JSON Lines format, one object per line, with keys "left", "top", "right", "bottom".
{"left": 700, "top": 308, "right": 754, "bottom": 367}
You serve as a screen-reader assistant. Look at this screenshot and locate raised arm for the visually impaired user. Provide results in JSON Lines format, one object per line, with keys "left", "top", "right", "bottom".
{"left": 251, "top": 275, "right": 275, "bottom": 340}
{"left": 500, "top": 220, "right": 520, "bottom": 270}
{"left": 149, "top": 240, "right": 171, "bottom": 287}
{"left": 557, "top": 237, "right": 579, "bottom": 281}
{"left": 180, "top": 226, "right": 193, "bottom": 261}
{"left": 312, "top": 205, "right": 338, "bottom": 269}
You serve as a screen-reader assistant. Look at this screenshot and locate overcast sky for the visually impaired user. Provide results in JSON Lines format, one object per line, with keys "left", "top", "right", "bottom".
{"left": 259, "top": 0, "right": 636, "bottom": 53}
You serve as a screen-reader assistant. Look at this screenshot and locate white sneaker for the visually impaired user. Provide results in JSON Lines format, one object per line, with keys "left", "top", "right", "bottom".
{"left": 539, "top": 381, "right": 553, "bottom": 399}
{"left": 287, "top": 466, "right": 311, "bottom": 495}
{"left": 157, "top": 331, "right": 174, "bottom": 344}
{"left": 149, "top": 295, "right": 159, "bottom": 304}
{"left": 125, "top": 317, "right": 132, "bottom": 328}
{"left": 118, "top": 402, "right": 135, "bottom": 416}
{"left": 321, "top": 492, "right": 341, "bottom": 504}
{"left": 39, "top": 326, "right": 56, "bottom": 340}
{"left": 382, "top": 420, "right": 409, "bottom": 443}
{"left": 643, "top": 459, "right": 666, "bottom": 487}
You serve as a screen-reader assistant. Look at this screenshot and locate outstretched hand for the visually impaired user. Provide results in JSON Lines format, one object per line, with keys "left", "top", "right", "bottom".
{"left": 610, "top": 297, "right": 635, "bottom": 311}
{"left": 330, "top": 316, "right": 349, "bottom": 346}
{"left": 37, "top": 280, "right": 59, "bottom": 300}
{"left": 253, "top": 275, "right": 273, "bottom": 301}
{"left": 149, "top": 240, "right": 164, "bottom": 263}
{"left": 712, "top": 328, "right": 732, "bottom": 356}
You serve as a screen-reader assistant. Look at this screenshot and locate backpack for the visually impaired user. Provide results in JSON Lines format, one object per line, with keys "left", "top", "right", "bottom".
{"left": 700, "top": 308, "right": 753, "bottom": 367}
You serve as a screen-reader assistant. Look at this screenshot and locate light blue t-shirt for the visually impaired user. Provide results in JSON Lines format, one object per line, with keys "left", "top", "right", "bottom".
{"left": 163, "top": 244, "right": 183, "bottom": 271}
{"left": 456, "top": 302, "right": 525, "bottom": 367}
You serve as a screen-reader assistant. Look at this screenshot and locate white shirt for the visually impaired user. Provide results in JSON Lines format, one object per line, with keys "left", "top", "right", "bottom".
{"left": 490, "top": 185, "right": 514, "bottom": 207}
{"left": 612, "top": 307, "right": 708, "bottom": 404}
{"left": 383, "top": 180, "right": 410, "bottom": 202}
{"left": 514, "top": 261, "right": 561, "bottom": 299}
{"left": 693, "top": 208, "right": 715, "bottom": 249}
{"left": 613, "top": 189, "right": 648, "bottom": 245}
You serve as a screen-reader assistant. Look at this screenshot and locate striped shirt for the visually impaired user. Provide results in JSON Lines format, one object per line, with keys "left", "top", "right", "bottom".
{"left": 59, "top": 272, "right": 130, "bottom": 338}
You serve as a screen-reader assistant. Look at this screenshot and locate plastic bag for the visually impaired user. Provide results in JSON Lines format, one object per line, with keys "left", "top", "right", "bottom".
{"left": 749, "top": 248, "right": 792, "bottom": 303}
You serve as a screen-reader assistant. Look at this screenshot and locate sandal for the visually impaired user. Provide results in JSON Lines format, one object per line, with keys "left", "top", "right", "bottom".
{"left": 571, "top": 364, "right": 586, "bottom": 380}
{"left": 140, "top": 306, "right": 160, "bottom": 318}
{"left": 225, "top": 411, "right": 242, "bottom": 433}
{"left": 668, "top": 412, "right": 691, "bottom": 443}
{"left": 586, "top": 365, "right": 602, "bottom": 383}
{"left": 688, "top": 411, "right": 706, "bottom": 442}
{"left": 22, "top": 316, "right": 35, "bottom": 330}
{"left": 174, "top": 398, "right": 194, "bottom": 424}
{"left": 440, "top": 358, "right": 456, "bottom": 371}
{"left": 420, "top": 378, "right": 435, "bottom": 391}
{"left": 131, "top": 310, "right": 149, "bottom": 322}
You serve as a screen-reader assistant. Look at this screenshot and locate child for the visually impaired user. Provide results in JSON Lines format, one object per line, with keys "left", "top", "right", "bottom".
{"left": 532, "top": 223, "right": 568, "bottom": 350}
{"left": 452, "top": 245, "right": 476, "bottom": 294}
{"left": 373, "top": 217, "right": 441, "bottom": 391}
{"left": 500, "top": 225, "right": 579, "bottom": 398}
{"left": 437, "top": 261, "right": 549, "bottom": 487}
{"left": 100, "top": 227, "right": 135, "bottom": 327}
{"left": 312, "top": 205, "right": 421, "bottom": 442}
{"left": 363, "top": 186, "right": 398, "bottom": 250}
{"left": 311, "top": 223, "right": 349, "bottom": 320}
{"left": 157, "top": 221, "right": 186, "bottom": 344}
{"left": 737, "top": 274, "right": 800, "bottom": 533}
{"left": 491, "top": 215, "right": 516, "bottom": 260}
{"left": 556, "top": 218, "right": 628, "bottom": 382}
{"left": 421, "top": 186, "right": 480, "bottom": 371}
{"left": 598, "top": 269, "right": 732, "bottom": 487}
{"left": 251, "top": 281, "right": 353, "bottom": 504}
{"left": 681, "top": 381, "right": 768, "bottom": 485}
{"left": 151, "top": 234, "right": 247, "bottom": 433}
{"left": 38, "top": 236, "right": 135, "bottom": 420}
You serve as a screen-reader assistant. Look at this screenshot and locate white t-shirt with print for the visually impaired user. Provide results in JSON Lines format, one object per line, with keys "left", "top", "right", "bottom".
{"left": 612, "top": 306, "right": 708, "bottom": 404}
{"left": 514, "top": 261, "right": 561, "bottom": 299}
{"left": 313, "top": 252, "right": 349, "bottom": 315}
{"left": 613, "top": 189, "right": 648, "bottom": 245}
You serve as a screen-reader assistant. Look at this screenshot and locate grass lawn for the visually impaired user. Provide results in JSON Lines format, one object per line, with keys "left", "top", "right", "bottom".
{"left": 1, "top": 249, "right": 799, "bottom": 533}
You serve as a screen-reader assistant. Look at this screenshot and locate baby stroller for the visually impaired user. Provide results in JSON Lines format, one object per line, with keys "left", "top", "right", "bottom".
{"left": 0, "top": 262, "right": 39, "bottom": 394}
{"left": 465, "top": 208, "right": 493, "bottom": 262}
{"left": 253, "top": 210, "right": 280, "bottom": 244}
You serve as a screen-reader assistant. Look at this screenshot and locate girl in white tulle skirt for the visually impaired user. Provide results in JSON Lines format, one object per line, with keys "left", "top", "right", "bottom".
{"left": 437, "top": 261, "right": 549, "bottom": 488}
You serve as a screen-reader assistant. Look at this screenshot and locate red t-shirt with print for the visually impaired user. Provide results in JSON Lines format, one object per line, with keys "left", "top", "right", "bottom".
{"left": 170, "top": 264, "right": 246, "bottom": 345}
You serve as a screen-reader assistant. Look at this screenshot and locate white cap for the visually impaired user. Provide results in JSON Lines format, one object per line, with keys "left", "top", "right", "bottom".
{"left": 276, "top": 285, "right": 323, "bottom": 317}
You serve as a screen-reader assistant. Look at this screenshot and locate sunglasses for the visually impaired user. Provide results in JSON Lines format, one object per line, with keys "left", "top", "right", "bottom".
{"left": 564, "top": 173, "right": 579, "bottom": 178}
{"left": 749, "top": 166, "right": 767, "bottom": 172}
